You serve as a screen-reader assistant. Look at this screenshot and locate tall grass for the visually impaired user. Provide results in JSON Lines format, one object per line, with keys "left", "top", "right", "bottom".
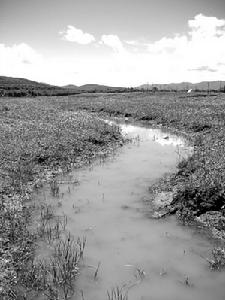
{"left": 107, "top": 286, "right": 128, "bottom": 300}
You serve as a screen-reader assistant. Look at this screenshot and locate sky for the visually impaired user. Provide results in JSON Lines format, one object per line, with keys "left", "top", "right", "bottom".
{"left": 0, "top": 0, "right": 225, "bottom": 86}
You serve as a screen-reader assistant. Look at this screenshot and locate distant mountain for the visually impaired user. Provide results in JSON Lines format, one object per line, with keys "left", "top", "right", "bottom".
{"left": 62, "top": 83, "right": 127, "bottom": 93}
{"left": 0, "top": 76, "right": 79, "bottom": 97}
{"left": 1, "top": 76, "right": 224, "bottom": 98}
{"left": 79, "top": 84, "right": 110, "bottom": 91}
{"left": 63, "top": 84, "right": 78, "bottom": 90}
{"left": 0, "top": 76, "right": 128, "bottom": 96}
{"left": 139, "top": 81, "right": 225, "bottom": 91}
{"left": 0, "top": 76, "right": 51, "bottom": 87}
{"left": 79, "top": 84, "right": 125, "bottom": 92}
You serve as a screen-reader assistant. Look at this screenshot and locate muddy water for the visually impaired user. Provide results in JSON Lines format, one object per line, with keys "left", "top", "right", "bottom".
{"left": 54, "top": 122, "right": 224, "bottom": 300}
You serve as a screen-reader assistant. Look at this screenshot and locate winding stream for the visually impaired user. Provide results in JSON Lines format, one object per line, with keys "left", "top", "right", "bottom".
{"left": 45, "top": 121, "right": 225, "bottom": 300}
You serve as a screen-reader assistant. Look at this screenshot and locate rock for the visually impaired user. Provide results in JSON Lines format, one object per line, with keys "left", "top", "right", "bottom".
{"left": 152, "top": 209, "right": 171, "bottom": 219}
{"left": 153, "top": 192, "right": 173, "bottom": 209}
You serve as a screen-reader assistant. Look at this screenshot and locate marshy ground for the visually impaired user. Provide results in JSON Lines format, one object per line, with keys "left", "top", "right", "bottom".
{"left": 1, "top": 92, "right": 225, "bottom": 299}
{"left": 51, "top": 122, "right": 224, "bottom": 300}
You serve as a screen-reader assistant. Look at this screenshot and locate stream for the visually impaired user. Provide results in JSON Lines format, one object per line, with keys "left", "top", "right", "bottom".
{"left": 41, "top": 121, "right": 225, "bottom": 300}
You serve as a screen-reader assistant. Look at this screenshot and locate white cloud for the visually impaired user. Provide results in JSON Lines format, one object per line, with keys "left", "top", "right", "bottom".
{"left": 0, "top": 43, "right": 42, "bottom": 65}
{"left": 1, "top": 14, "right": 225, "bottom": 87}
{"left": 125, "top": 40, "right": 138, "bottom": 46}
{"left": 188, "top": 14, "right": 225, "bottom": 39}
{"left": 0, "top": 43, "right": 43, "bottom": 78}
{"left": 122, "top": 13, "right": 225, "bottom": 84}
{"left": 60, "top": 25, "right": 95, "bottom": 44}
{"left": 100, "top": 34, "right": 126, "bottom": 53}
{"left": 91, "top": 15, "right": 224, "bottom": 85}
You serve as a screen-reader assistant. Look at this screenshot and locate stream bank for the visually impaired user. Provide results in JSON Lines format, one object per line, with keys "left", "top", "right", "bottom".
{"left": 39, "top": 120, "right": 225, "bottom": 300}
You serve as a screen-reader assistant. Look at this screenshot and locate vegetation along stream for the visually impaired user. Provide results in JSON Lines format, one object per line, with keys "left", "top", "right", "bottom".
{"left": 37, "top": 120, "right": 225, "bottom": 300}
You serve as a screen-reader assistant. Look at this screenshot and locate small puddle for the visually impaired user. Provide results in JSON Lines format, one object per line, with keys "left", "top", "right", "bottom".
{"left": 42, "top": 122, "right": 225, "bottom": 300}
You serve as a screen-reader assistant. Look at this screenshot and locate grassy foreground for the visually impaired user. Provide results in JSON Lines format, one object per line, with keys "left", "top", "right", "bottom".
{"left": 54, "top": 92, "right": 225, "bottom": 235}
{"left": 0, "top": 97, "right": 124, "bottom": 299}
{"left": 1, "top": 92, "right": 225, "bottom": 297}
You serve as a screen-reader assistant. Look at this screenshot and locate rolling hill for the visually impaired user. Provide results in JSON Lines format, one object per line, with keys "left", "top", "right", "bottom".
{"left": 63, "top": 84, "right": 78, "bottom": 90}
{"left": 62, "top": 83, "right": 127, "bottom": 93}
{"left": 78, "top": 84, "right": 126, "bottom": 92}
{"left": 1, "top": 76, "right": 225, "bottom": 97}
{"left": 0, "top": 76, "right": 79, "bottom": 97}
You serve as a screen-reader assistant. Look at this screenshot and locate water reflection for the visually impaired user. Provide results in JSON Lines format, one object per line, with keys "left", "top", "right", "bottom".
{"left": 120, "top": 123, "right": 185, "bottom": 146}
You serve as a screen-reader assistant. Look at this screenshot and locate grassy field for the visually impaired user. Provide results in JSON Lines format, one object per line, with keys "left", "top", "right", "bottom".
{"left": 52, "top": 92, "right": 225, "bottom": 226}
{"left": 1, "top": 92, "right": 225, "bottom": 298}
{"left": 0, "top": 96, "right": 124, "bottom": 299}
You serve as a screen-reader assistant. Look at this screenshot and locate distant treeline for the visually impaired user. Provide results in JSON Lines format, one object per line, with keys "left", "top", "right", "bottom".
{"left": 139, "top": 81, "right": 225, "bottom": 93}
{"left": 0, "top": 85, "right": 80, "bottom": 97}
{"left": 0, "top": 85, "right": 131, "bottom": 97}
{"left": 144, "top": 88, "right": 225, "bottom": 93}
{"left": 1, "top": 85, "right": 225, "bottom": 97}
{"left": 1, "top": 76, "right": 225, "bottom": 97}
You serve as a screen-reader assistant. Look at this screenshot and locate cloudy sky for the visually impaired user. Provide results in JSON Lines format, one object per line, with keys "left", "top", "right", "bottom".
{"left": 0, "top": 0, "right": 225, "bottom": 86}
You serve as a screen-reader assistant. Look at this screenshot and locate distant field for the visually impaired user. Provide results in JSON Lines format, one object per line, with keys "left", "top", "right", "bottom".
{"left": 60, "top": 92, "right": 225, "bottom": 131}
